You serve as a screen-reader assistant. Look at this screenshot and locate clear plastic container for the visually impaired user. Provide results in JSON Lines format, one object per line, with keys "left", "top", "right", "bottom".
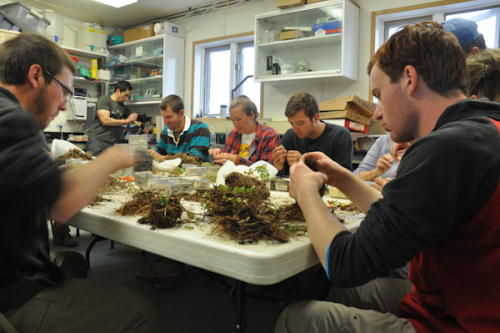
{"left": 0, "top": 3, "right": 49, "bottom": 34}
{"left": 183, "top": 165, "right": 207, "bottom": 177}
{"left": 194, "top": 178, "right": 211, "bottom": 190}
{"left": 274, "top": 179, "right": 289, "bottom": 191}
{"left": 167, "top": 177, "right": 194, "bottom": 193}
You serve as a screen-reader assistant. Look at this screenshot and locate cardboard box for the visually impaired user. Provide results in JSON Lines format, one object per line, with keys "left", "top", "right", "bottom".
{"left": 123, "top": 23, "right": 154, "bottom": 43}
{"left": 307, "top": 0, "right": 326, "bottom": 3}
{"left": 277, "top": 0, "right": 305, "bottom": 9}
{"left": 320, "top": 110, "right": 370, "bottom": 125}
{"left": 280, "top": 30, "right": 305, "bottom": 40}
{"left": 323, "top": 119, "right": 369, "bottom": 134}
{"left": 314, "top": 20, "right": 342, "bottom": 36}
{"left": 319, "top": 94, "right": 376, "bottom": 118}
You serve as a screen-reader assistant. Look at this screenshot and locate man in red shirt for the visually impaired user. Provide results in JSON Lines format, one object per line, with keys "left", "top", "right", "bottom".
{"left": 276, "top": 21, "right": 500, "bottom": 333}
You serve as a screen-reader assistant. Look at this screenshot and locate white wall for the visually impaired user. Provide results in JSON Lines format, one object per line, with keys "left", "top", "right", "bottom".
{"left": 175, "top": 0, "right": 437, "bottom": 125}
{"left": 0, "top": 0, "right": 439, "bottom": 133}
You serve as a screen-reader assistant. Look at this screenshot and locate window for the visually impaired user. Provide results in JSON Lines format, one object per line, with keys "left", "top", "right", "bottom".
{"left": 237, "top": 42, "right": 260, "bottom": 108}
{"left": 205, "top": 46, "right": 230, "bottom": 117}
{"left": 374, "top": 0, "right": 500, "bottom": 50}
{"left": 384, "top": 16, "right": 432, "bottom": 41}
{"left": 446, "top": 7, "right": 500, "bottom": 48}
{"left": 192, "top": 33, "right": 261, "bottom": 119}
{"left": 370, "top": 0, "right": 500, "bottom": 101}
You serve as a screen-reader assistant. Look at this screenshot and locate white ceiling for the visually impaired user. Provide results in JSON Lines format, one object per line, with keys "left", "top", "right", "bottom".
{"left": 11, "top": 0, "right": 227, "bottom": 29}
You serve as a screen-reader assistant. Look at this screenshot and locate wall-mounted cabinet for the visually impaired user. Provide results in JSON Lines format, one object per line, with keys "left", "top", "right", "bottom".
{"left": 254, "top": 0, "right": 359, "bottom": 83}
{"left": 107, "top": 34, "right": 184, "bottom": 106}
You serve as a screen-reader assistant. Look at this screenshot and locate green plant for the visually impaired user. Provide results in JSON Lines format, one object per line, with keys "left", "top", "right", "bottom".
{"left": 254, "top": 165, "right": 270, "bottom": 180}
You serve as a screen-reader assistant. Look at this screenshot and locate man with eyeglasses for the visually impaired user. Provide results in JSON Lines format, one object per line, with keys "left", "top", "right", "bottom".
{"left": 0, "top": 33, "right": 157, "bottom": 331}
{"left": 87, "top": 80, "right": 143, "bottom": 156}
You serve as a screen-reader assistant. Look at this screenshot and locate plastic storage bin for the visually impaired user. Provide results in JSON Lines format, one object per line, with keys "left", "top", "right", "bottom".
{"left": 0, "top": 13, "right": 21, "bottom": 31}
{"left": 0, "top": 2, "right": 49, "bottom": 34}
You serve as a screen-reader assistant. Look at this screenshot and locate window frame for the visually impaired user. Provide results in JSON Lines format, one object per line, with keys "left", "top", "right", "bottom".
{"left": 370, "top": 0, "right": 500, "bottom": 101}
{"left": 192, "top": 32, "right": 262, "bottom": 119}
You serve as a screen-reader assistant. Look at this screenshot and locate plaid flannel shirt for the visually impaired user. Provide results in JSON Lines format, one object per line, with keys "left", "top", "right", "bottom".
{"left": 223, "top": 122, "right": 281, "bottom": 166}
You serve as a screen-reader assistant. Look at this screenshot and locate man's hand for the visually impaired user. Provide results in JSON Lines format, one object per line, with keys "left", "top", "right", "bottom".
{"left": 272, "top": 145, "right": 287, "bottom": 170}
{"left": 391, "top": 142, "right": 410, "bottom": 163}
{"left": 100, "top": 145, "right": 137, "bottom": 172}
{"left": 289, "top": 159, "right": 327, "bottom": 202}
{"left": 302, "top": 152, "right": 347, "bottom": 188}
{"left": 373, "top": 177, "right": 391, "bottom": 192}
{"left": 148, "top": 149, "right": 166, "bottom": 162}
{"left": 127, "top": 113, "right": 138, "bottom": 123}
{"left": 286, "top": 150, "right": 302, "bottom": 167}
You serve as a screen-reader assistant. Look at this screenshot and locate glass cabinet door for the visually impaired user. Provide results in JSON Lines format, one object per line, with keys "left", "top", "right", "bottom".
{"left": 254, "top": 0, "right": 359, "bottom": 83}
{"left": 108, "top": 36, "right": 164, "bottom": 103}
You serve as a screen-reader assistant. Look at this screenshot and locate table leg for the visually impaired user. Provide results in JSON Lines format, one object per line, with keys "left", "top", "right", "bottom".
{"left": 279, "top": 279, "right": 289, "bottom": 311}
{"left": 235, "top": 280, "right": 246, "bottom": 333}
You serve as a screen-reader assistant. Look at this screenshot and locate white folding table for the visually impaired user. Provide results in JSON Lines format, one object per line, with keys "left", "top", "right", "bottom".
{"left": 68, "top": 192, "right": 363, "bottom": 332}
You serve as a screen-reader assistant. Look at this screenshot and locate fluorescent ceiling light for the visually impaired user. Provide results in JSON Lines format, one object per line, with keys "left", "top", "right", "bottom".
{"left": 94, "top": 0, "right": 137, "bottom": 8}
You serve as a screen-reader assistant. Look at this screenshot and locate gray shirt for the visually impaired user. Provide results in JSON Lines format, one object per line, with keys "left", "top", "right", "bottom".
{"left": 88, "top": 95, "right": 131, "bottom": 144}
{"left": 353, "top": 134, "right": 398, "bottom": 179}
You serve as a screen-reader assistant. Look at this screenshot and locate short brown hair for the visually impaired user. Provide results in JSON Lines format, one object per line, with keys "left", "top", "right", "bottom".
{"left": 463, "top": 33, "right": 486, "bottom": 55}
{"left": 285, "top": 92, "right": 319, "bottom": 119}
{"left": 467, "top": 49, "right": 500, "bottom": 102}
{"left": 229, "top": 95, "right": 259, "bottom": 120}
{"left": 368, "top": 21, "right": 468, "bottom": 97}
{"left": 0, "top": 33, "right": 75, "bottom": 86}
{"left": 160, "top": 94, "right": 184, "bottom": 114}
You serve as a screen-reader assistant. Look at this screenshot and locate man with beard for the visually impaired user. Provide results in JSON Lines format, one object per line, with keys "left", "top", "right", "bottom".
{"left": 0, "top": 33, "right": 157, "bottom": 331}
{"left": 276, "top": 22, "right": 500, "bottom": 332}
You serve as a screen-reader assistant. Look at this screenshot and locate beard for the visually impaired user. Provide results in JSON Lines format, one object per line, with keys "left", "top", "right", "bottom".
{"left": 31, "top": 85, "right": 52, "bottom": 129}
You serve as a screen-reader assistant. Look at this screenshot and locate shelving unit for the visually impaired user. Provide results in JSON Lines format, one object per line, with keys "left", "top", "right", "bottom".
{"left": 63, "top": 45, "right": 108, "bottom": 99}
{"left": 254, "top": 0, "right": 359, "bottom": 83}
{"left": 107, "top": 34, "right": 184, "bottom": 106}
{"left": 43, "top": 45, "right": 109, "bottom": 134}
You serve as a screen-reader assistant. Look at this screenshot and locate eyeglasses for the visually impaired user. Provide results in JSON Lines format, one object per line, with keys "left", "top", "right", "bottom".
{"left": 43, "top": 70, "right": 73, "bottom": 104}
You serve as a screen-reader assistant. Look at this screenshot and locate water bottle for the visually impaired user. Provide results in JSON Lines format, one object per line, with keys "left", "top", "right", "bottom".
{"left": 209, "top": 127, "right": 216, "bottom": 145}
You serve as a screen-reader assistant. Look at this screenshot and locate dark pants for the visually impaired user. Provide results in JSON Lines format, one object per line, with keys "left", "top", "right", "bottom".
{"left": 86, "top": 137, "right": 113, "bottom": 157}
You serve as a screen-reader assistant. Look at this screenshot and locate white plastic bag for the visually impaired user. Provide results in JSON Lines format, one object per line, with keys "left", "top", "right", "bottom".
{"left": 215, "top": 160, "right": 278, "bottom": 185}
{"left": 153, "top": 158, "right": 182, "bottom": 172}
{"left": 49, "top": 139, "right": 84, "bottom": 161}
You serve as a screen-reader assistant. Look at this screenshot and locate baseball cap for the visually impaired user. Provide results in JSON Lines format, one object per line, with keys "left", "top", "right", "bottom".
{"left": 442, "top": 18, "right": 479, "bottom": 48}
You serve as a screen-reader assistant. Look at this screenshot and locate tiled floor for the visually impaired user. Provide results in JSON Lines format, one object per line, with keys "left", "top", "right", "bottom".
{"left": 51, "top": 226, "right": 282, "bottom": 333}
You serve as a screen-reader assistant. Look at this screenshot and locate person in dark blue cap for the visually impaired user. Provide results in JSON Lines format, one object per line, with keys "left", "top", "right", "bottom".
{"left": 442, "top": 17, "right": 486, "bottom": 55}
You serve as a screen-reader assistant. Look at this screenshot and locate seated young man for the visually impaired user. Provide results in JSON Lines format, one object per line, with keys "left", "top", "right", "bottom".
{"left": 272, "top": 92, "right": 353, "bottom": 175}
